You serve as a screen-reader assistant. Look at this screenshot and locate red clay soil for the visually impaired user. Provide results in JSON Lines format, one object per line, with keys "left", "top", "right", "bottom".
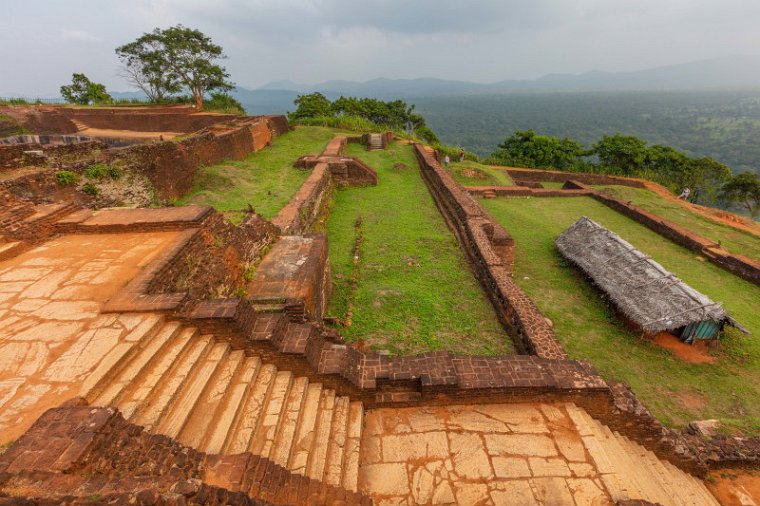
{"left": 707, "top": 469, "right": 760, "bottom": 506}
{"left": 652, "top": 332, "right": 717, "bottom": 364}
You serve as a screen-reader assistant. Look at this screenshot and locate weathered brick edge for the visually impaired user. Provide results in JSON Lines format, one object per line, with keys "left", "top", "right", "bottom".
{"left": 101, "top": 228, "right": 200, "bottom": 313}
{"left": 467, "top": 185, "right": 593, "bottom": 197}
{"left": 503, "top": 166, "right": 648, "bottom": 188}
{"left": 581, "top": 182, "right": 760, "bottom": 286}
{"left": 295, "top": 135, "right": 379, "bottom": 187}
{"left": 0, "top": 401, "right": 372, "bottom": 506}
{"left": 413, "top": 144, "right": 566, "bottom": 359}
{"left": 271, "top": 163, "right": 334, "bottom": 235}
{"left": 177, "top": 297, "right": 714, "bottom": 475}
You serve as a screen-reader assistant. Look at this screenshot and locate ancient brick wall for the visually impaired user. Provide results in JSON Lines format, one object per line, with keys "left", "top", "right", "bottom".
{"left": 413, "top": 144, "right": 566, "bottom": 359}
{"left": 0, "top": 106, "right": 79, "bottom": 134}
{"left": 0, "top": 403, "right": 372, "bottom": 505}
{"left": 148, "top": 211, "right": 277, "bottom": 299}
{"left": 271, "top": 163, "right": 334, "bottom": 235}
{"left": 505, "top": 167, "right": 647, "bottom": 188}
{"left": 591, "top": 190, "right": 760, "bottom": 285}
{"left": 0, "top": 140, "right": 105, "bottom": 170}
{"left": 100, "top": 116, "right": 288, "bottom": 201}
{"left": 56, "top": 107, "right": 244, "bottom": 133}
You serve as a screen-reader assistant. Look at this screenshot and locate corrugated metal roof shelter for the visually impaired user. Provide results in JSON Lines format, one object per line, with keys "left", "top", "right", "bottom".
{"left": 555, "top": 217, "right": 748, "bottom": 342}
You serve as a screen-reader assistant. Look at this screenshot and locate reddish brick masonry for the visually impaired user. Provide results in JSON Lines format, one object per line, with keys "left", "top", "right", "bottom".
{"left": 0, "top": 401, "right": 373, "bottom": 505}
{"left": 413, "top": 144, "right": 565, "bottom": 360}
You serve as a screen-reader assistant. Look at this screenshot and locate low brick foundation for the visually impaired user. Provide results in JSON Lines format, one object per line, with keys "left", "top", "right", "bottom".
{"left": 413, "top": 144, "right": 565, "bottom": 359}
{"left": 271, "top": 163, "right": 334, "bottom": 235}
{"left": 504, "top": 166, "right": 647, "bottom": 188}
{"left": 467, "top": 185, "right": 593, "bottom": 197}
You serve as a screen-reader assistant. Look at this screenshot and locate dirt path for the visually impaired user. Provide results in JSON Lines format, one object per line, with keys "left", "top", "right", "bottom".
{"left": 78, "top": 127, "right": 182, "bottom": 139}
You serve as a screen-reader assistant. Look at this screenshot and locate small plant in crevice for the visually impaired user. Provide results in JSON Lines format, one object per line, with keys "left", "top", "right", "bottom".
{"left": 81, "top": 182, "right": 99, "bottom": 196}
{"left": 55, "top": 170, "right": 79, "bottom": 186}
{"left": 84, "top": 163, "right": 121, "bottom": 181}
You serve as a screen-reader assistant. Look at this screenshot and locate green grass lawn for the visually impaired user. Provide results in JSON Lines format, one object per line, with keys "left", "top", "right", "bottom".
{"left": 325, "top": 142, "right": 513, "bottom": 356}
{"left": 595, "top": 185, "right": 760, "bottom": 262}
{"left": 447, "top": 160, "right": 514, "bottom": 187}
{"left": 178, "top": 126, "right": 337, "bottom": 220}
{"left": 539, "top": 182, "right": 567, "bottom": 189}
{"left": 482, "top": 196, "right": 760, "bottom": 433}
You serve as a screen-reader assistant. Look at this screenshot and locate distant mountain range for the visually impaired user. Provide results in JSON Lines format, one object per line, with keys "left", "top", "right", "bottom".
{"left": 235, "top": 55, "right": 760, "bottom": 115}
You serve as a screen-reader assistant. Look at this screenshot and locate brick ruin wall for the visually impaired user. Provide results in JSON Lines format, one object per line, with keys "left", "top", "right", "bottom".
{"left": 0, "top": 139, "right": 105, "bottom": 170}
{"left": 147, "top": 212, "right": 278, "bottom": 299}
{"left": 574, "top": 182, "right": 760, "bottom": 286}
{"left": 505, "top": 167, "right": 647, "bottom": 188}
{"left": 412, "top": 144, "right": 566, "bottom": 359}
{"left": 0, "top": 402, "right": 372, "bottom": 505}
{"left": 99, "top": 118, "right": 281, "bottom": 201}
{"left": 271, "top": 163, "right": 334, "bottom": 235}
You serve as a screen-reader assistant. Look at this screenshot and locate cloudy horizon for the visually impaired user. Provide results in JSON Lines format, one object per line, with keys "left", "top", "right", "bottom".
{"left": 2, "top": 0, "right": 760, "bottom": 96}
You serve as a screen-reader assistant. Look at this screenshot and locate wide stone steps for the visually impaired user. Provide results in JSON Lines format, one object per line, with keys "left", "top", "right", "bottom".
{"left": 368, "top": 133, "right": 383, "bottom": 151}
{"left": 568, "top": 404, "right": 720, "bottom": 506}
{"left": 82, "top": 318, "right": 364, "bottom": 492}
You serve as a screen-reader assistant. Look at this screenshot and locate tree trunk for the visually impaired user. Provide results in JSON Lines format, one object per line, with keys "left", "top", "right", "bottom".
{"left": 194, "top": 91, "right": 203, "bottom": 110}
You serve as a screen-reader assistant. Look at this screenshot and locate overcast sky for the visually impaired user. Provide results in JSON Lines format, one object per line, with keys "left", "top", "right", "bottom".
{"left": 2, "top": 0, "right": 759, "bottom": 96}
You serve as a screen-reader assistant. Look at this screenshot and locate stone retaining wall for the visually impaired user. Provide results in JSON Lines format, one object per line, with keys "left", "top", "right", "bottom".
{"left": 0, "top": 139, "right": 106, "bottom": 170}
{"left": 467, "top": 185, "right": 593, "bottom": 197}
{"left": 413, "top": 144, "right": 566, "bottom": 359}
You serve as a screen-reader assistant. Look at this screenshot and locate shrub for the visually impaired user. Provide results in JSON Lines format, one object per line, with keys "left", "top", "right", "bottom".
{"left": 55, "top": 170, "right": 79, "bottom": 185}
{"left": 84, "top": 163, "right": 121, "bottom": 180}
{"left": 204, "top": 93, "right": 246, "bottom": 114}
{"left": 81, "top": 182, "right": 99, "bottom": 196}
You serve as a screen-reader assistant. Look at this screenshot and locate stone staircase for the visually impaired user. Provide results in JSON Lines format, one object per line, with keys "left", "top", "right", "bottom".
{"left": 568, "top": 405, "right": 720, "bottom": 506}
{"left": 367, "top": 133, "right": 383, "bottom": 151}
{"left": 71, "top": 118, "right": 88, "bottom": 132}
{"left": 81, "top": 316, "right": 365, "bottom": 492}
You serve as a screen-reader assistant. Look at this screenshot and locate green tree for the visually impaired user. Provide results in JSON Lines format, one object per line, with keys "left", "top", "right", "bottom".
{"left": 115, "top": 36, "right": 181, "bottom": 101}
{"left": 60, "top": 73, "right": 112, "bottom": 105}
{"left": 684, "top": 157, "right": 732, "bottom": 204}
{"left": 719, "top": 172, "right": 760, "bottom": 219}
{"left": 591, "top": 133, "right": 648, "bottom": 175}
{"left": 490, "top": 130, "right": 582, "bottom": 169}
{"left": 289, "top": 92, "right": 333, "bottom": 120}
{"left": 116, "top": 25, "right": 233, "bottom": 109}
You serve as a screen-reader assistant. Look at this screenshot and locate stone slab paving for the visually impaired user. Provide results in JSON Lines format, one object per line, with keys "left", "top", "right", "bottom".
{"left": 359, "top": 402, "right": 612, "bottom": 506}
{"left": 0, "top": 231, "right": 181, "bottom": 443}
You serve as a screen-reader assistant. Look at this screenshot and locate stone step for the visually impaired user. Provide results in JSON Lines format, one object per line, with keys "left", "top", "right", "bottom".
{"left": 131, "top": 334, "right": 214, "bottom": 431}
{"left": 200, "top": 355, "right": 261, "bottom": 454}
{"left": 288, "top": 382, "right": 323, "bottom": 475}
{"left": 0, "top": 240, "right": 24, "bottom": 261}
{"left": 570, "top": 405, "right": 719, "bottom": 506}
{"left": 323, "top": 396, "right": 350, "bottom": 486}
{"left": 78, "top": 314, "right": 165, "bottom": 402}
{"left": 249, "top": 370, "right": 294, "bottom": 459}
{"left": 305, "top": 388, "right": 336, "bottom": 481}
{"left": 342, "top": 401, "right": 364, "bottom": 493}
{"left": 155, "top": 341, "right": 230, "bottom": 438}
{"left": 270, "top": 376, "right": 309, "bottom": 467}
{"left": 224, "top": 363, "right": 278, "bottom": 454}
{"left": 177, "top": 349, "right": 246, "bottom": 449}
{"left": 93, "top": 321, "right": 182, "bottom": 407}
{"left": 116, "top": 327, "right": 197, "bottom": 420}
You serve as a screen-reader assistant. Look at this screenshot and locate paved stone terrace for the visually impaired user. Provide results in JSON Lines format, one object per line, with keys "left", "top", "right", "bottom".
{"left": 0, "top": 231, "right": 182, "bottom": 442}
{"left": 359, "top": 402, "right": 611, "bottom": 505}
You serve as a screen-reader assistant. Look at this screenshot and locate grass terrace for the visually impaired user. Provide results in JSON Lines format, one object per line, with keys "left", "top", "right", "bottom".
{"left": 481, "top": 196, "right": 760, "bottom": 433}
{"left": 446, "top": 160, "right": 514, "bottom": 187}
{"left": 595, "top": 185, "right": 760, "bottom": 261}
{"left": 326, "top": 141, "right": 512, "bottom": 356}
{"left": 178, "top": 126, "right": 337, "bottom": 222}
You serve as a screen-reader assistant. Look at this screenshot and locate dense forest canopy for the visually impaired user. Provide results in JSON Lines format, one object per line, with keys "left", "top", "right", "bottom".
{"left": 412, "top": 90, "right": 760, "bottom": 176}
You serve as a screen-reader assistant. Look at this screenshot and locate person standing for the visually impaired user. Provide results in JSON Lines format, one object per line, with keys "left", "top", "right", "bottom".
{"left": 443, "top": 154, "right": 450, "bottom": 166}
{"left": 678, "top": 187, "right": 691, "bottom": 200}
{"left": 458, "top": 150, "right": 465, "bottom": 162}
